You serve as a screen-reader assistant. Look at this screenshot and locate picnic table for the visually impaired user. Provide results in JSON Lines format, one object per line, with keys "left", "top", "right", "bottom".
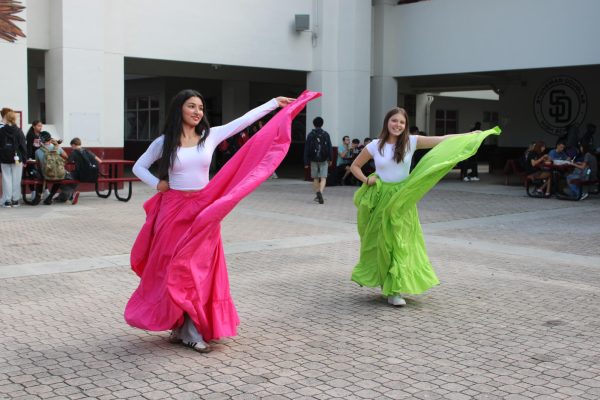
{"left": 21, "top": 159, "right": 140, "bottom": 204}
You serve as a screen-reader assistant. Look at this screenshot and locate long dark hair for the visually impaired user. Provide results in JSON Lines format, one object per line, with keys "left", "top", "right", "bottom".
{"left": 532, "top": 140, "right": 546, "bottom": 155}
{"left": 158, "top": 89, "right": 211, "bottom": 180}
{"left": 377, "top": 107, "right": 410, "bottom": 163}
{"left": 26, "top": 120, "right": 41, "bottom": 136}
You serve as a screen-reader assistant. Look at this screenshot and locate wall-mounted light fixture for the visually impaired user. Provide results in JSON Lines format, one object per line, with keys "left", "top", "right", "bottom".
{"left": 295, "top": 14, "right": 310, "bottom": 31}
{"left": 294, "top": 14, "right": 317, "bottom": 47}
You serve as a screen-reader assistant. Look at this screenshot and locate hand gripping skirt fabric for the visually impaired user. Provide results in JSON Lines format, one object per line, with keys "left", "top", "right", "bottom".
{"left": 351, "top": 127, "right": 501, "bottom": 296}
{"left": 124, "top": 91, "right": 321, "bottom": 341}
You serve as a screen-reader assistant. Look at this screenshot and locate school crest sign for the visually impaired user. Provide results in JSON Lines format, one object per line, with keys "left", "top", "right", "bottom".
{"left": 534, "top": 76, "right": 587, "bottom": 136}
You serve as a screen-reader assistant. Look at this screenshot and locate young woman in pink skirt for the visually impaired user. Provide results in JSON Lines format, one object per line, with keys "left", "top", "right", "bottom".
{"left": 125, "top": 89, "right": 319, "bottom": 353}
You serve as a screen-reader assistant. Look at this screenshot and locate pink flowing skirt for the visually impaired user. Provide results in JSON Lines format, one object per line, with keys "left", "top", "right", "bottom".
{"left": 124, "top": 91, "right": 320, "bottom": 341}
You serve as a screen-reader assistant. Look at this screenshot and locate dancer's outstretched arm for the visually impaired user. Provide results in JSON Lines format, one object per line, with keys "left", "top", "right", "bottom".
{"left": 416, "top": 130, "right": 481, "bottom": 149}
{"left": 209, "top": 97, "right": 294, "bottom": 144}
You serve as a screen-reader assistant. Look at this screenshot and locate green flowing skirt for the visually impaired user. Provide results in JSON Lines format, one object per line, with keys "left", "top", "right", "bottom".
{"left": 351, "top": 127, "right": 501, "bottom": 296}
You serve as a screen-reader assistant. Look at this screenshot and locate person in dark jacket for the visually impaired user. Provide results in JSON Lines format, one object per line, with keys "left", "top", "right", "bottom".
{"left": 303, "top": 117, "right": 332, "bottom": 204}
{"left": 25, "top": 120, "right": 43, "bottom": 160}
{"left": 24, "top": 120, "right": 44, "bottom": 198}
{"left": 460, "top": 122, "right": 481, "bottom": 181}
{"left": 0, "top": 111, "right": 27, "bottom": 207}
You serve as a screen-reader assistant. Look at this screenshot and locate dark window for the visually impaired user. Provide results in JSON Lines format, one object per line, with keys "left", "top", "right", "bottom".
{"left": 435, "top": 109, "right": 458, "bottom": 136}
{"left": 403, "top": 94, "right": 416, "bottom": 118}
{"left": 125, "top": 95, "right": 160, "bottom": 141}
{"left": 483, "top": 111, "right": 499, "bottom": 124}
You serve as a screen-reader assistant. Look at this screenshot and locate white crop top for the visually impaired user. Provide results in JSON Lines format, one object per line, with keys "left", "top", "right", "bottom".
{"left": 365, "top": 135, "right": 418, "bottom": 183}
{"left": 133, "top": 98, "right": 278, "bottom": 191}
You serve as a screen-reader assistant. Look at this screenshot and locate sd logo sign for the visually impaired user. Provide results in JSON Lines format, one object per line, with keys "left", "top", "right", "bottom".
{"left": 534, "top": 76, "right": 587, "bottom": 136}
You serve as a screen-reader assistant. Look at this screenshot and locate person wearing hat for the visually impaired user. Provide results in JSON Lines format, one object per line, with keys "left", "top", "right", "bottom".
{"left": 34, "top": 131, "right": 75, "bottom": 205}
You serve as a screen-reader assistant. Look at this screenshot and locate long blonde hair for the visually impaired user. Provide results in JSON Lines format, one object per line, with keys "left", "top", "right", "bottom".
{"left": 4, "top": 111, "right": 17, "bottom": 126}
{"left": 377, "top": 107, "right": 410, "bottom": 163}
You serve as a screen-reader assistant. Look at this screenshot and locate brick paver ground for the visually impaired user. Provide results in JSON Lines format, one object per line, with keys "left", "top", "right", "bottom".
{"left": 1, "top": 173, "right": 599, "bottom": 399}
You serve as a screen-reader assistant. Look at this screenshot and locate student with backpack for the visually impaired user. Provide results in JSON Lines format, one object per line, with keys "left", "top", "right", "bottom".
{"left": 303, "top": 117, "right": 332, "bottom": 204}
{"left": 66, "top": 137, "right": 103, "bottom": 204}
{"left": 34, "top": 131, "right": 76, "bottom": 205}
{"left": 0, "top": 110, "right": 27, "bottom": 208}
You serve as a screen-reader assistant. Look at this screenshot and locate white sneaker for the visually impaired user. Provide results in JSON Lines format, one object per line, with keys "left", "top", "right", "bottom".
{"left": 182, "top": 339, "right": 212, "bottom": 353}
{"left": 463, "top": 177, "right": 471, "bottom": 182}
{"left": 580, "top": 193, "right": 589, "bottom": 201}
{"left": 42, "top": 189, "right": 50, "bottom": 200}
{"left": 470, "top": 176, "right": 480, "bottom": 181}
{"left": 387, "top": 295, "right": 406, "bottom": 306}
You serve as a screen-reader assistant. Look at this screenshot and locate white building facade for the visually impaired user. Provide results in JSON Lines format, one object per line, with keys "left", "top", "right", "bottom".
{"left": 1, "top": 0, "right": 599, "bottom": 161}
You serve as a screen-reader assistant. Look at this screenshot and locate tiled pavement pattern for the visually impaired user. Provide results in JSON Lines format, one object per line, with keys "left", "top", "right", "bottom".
{"left": 1, "top": 174, "right": 599, "bottom": 399}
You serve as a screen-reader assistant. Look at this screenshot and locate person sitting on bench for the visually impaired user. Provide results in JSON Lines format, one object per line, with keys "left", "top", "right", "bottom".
{"left": 565, "top": 143, "right": 598, "bottom": 200}
{"left": 34, "top": 131, "right": 76, "bottom": 205}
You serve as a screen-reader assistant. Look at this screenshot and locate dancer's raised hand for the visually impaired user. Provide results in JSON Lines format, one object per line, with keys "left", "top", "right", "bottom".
{"left": 275, "top": 97, "right": 295, "bottom": 107}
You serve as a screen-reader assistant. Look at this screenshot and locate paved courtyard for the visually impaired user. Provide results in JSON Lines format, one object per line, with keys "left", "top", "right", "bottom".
{"left": 1, "top": 174, "right": 599, "bottom": 400}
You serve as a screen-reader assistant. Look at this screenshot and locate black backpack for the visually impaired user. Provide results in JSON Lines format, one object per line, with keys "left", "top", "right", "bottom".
{"left": 308, "top": 129, "right": 329, "bottom": 162}
{"left": 73, "top": 149, "right": 99, "bottom": 182}
{"left": 0, "top": 130, "right": 16, "bottom": 163}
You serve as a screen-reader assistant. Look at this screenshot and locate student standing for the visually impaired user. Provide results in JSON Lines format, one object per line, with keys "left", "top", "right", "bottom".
{"left": 304, "top": 117, "right": 332, "bottom": 204}
{"left": 0, "top": 111, "right": 27, "bottom": 207}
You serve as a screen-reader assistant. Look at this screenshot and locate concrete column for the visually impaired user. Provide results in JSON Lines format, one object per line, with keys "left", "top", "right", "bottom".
{"left": 0, "top": 2, "right": 28, "bottom": 127}
{"left": 370, "top": 76, "right": 398, "bottom": 136}
{"left": 45, "top": 0, "right": 124, "bottom": 147}
{"left": 221, "top": 80, "right": 250, "bottom": 123}
{"left": 416, "top": 94, "right": 435, "bottom": 135}
{"left": 369, "top": 0, "right": 399, "bottom": 136}
{"left": 306, "top": 0, "right": 371, "bottom": 146}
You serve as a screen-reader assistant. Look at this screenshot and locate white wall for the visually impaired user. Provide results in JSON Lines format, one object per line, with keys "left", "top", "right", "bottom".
{"left": 24, "top": 0, "right": 49, "bottom": 50}
{"left": 0, "top": 43, "right": 28, "bottom": 127}
{"left": 389, "top": 0, "right": 600, "bottom": 77}
{"left": 26, "top": 0, "right": 315, "bottom": 70}
{"left": 44, "top": 0, "right": 124, "bottom": 147}
{"left": 306, "top": 0, "right": 372, "bottom": 144}
{"left": 121, "top": 0, "right": 313, "bottom": 72}
{"left": 370, "top": 0, "right": 399, "bottom": 135}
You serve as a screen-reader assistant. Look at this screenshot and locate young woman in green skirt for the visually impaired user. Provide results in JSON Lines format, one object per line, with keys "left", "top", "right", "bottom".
{"left": 350, "top": 107, "right": 501, "bottom": 306}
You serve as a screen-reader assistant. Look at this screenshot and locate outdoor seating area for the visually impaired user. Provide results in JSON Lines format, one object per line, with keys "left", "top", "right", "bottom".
{"left": 20, "top": 159, "right": 139, "bottom": 204}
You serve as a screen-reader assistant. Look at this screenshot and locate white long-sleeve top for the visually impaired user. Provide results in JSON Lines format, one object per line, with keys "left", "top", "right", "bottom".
{"left": 133, "top": 98, "right": 278, "bottom": 191}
